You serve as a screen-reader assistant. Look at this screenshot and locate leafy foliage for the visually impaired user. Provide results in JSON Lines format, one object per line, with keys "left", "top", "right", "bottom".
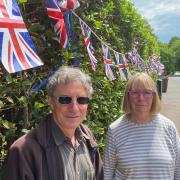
{"left": 159, "top": 37, "right": 180, "bottom": 74}
{"left": 159, "top": 43, "right": 175, "bottom": 74}
{"left": 168, "top": 37, "right": 180, "bottom": 71}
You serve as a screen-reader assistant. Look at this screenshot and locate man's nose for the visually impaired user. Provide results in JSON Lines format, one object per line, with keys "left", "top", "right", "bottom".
{"left": 69, "top": 100, "right": 79, "bottom": 110}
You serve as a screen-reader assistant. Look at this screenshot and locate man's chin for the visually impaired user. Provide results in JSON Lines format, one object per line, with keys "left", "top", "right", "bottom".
{"left": 65, "top": 120, "right": 81, "bottom": 128}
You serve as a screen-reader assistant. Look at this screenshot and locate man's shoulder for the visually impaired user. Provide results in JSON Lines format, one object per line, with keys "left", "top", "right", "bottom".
{"left": 9, "top": 115, "right": 53, "bottom": 151}
{"left": 9, "top": 129, "right": 38, "bottom": 152}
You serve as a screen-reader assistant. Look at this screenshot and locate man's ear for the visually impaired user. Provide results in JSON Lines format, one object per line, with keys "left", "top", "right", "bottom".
{"left": 48, "top": 97, "right": 54, "bottom": 109}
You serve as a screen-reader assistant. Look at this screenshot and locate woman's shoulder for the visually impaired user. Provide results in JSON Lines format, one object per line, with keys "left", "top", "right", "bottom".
{"left": 156, "top": 113, "right": 178, "bottom": 134}
{"left": 157, "top": 113, "right": 176, "bottom": 127}
{"left": 109, "top": 114, "right": 130, "bottom": 130}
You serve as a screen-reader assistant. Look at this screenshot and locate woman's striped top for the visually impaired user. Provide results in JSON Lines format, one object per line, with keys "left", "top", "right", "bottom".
{"left": 104, "top": 114, "right": 180, "bottom": 180}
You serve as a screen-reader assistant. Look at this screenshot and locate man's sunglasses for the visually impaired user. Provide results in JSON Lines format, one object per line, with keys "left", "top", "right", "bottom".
{"left": 52, "top": 96, "right": 90, "bottom": 105}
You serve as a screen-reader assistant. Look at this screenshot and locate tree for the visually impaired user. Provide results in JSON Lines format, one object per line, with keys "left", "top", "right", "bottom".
{"left": 159, "top": 42, "right": 175, "bottom": 74}
{"left": 168, "top": 37, "right": 180, "bottom": 71}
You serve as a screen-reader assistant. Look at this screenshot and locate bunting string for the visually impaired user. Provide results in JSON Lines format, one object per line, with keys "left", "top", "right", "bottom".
{"left": 72, "top": 10, "right": 164, "bottom": 80}
{"left": 31, "top": 61, "right": 63, "bottom": 93}
{"left": 72, "top": 11, "right": 122, "bottom": 55}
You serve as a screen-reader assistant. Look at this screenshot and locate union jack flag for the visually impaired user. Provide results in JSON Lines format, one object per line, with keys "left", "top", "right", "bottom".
{"left": 135, "top": 53, "right": 143, "bottom": 71}
{"left": 0, "top": 0, "right": 43, "bottom": 73}
{"left": 57, "top": 0, "right": 80, "bottom": 12}
{"left": 128, "top": 48, "right": 136, "bottom": 64}
{"left": 114, "top": 52, "right": 127, "bottom": 81}
{"left": 47, "top": 0, "right": 68, "bottom": 48}
{"left": 123, "top": 56, "right": 132, "bottom": 79}
{"left": 79, "top": 19, "right": 98, "bottom": 71}
{"left": 102, "top": 43, "right": 115, "bottom": 81}
{"left": 143, "top": 61, "right": 152, "bottom": 74}
{"left": 149, "top": 54, "right": 164, "bottom": 75}
{"left": 128, "top": 48, "right": 143, "bottom": 71}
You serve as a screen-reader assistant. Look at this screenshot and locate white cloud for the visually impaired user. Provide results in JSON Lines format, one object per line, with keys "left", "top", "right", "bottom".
{"left": 138, "top": 1, "right": 180, "bottom": 20}
{"left": 130, "top": 0, "right": 180, "bottom": 42}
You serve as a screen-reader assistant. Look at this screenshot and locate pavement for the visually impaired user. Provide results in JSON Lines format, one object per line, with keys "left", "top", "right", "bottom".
{"left": 161, "top": 76, "right": 180, "bottom": 135}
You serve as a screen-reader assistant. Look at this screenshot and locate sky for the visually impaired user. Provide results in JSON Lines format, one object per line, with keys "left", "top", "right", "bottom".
{"left": 130, "top": 0, "right": 180, "bottom": 43}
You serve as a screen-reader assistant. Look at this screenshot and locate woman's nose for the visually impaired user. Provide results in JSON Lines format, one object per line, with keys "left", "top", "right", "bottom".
{"left": 138, "top": 93, "right": 145, "bottom": 100}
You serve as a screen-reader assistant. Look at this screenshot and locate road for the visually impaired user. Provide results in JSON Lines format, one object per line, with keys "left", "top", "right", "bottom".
{"left": 161, "top": 76, "right": 180, "bottom": 135}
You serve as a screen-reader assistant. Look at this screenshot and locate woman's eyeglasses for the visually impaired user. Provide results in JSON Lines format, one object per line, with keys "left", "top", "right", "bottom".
{"left": 128, "top": 90, "right": 154, "bottom": 98}
{"left": 52, "top": 96, "right": 90, "bottom": 104}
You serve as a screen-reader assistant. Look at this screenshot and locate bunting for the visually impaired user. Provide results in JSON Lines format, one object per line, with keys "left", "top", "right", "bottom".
{"left": 72, "top": 11, "right": 165, "bottom": 80}
{"left": 0, "top": 0, "right": 43, "bottom": 73}
{"left": 31, "top": 9, "right": 166, "bottom": 92}
{"left": 79, "top": 19, "right": 98, "bottom": 71}
{"left": 0, "top": 0, "right": 165, "bottom": 88}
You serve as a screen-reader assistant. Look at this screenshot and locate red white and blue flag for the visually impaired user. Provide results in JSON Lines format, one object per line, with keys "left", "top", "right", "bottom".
{"left": 0, "top": 0, "right": 43, "bottom": 73}
{"left": 57, "top": 0, "right": 80, "bottom": 12}
{"left": 123, "top": 55, "right": 132, "bottom": 79}
{"left": 135, "top": 53, "right": 143, "bottom": 71}
{"left": 143, "top": 61, "right": 151, "bottom": 74}
{"left": 114, "top": 52, "right": 127, "bottom": 81}
{"left": 128, "top": 48, "right": 136, "bottom": 64}
{"left": 150, "top": 54, "right": 164, "bottom": 75}
{"left": 128, "top": 48, "right": 142, "bottom": 71}
{"left": 102, "top": 43, "right": 115, "bottom": 81}
{"left": 79, "top": 19, "right": 98, "bottom": 71}
{"left": 47, "top": 0, "right": 68, "bottom": 48}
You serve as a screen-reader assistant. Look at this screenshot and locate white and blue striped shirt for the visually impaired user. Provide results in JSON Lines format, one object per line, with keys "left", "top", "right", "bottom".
{"left": 104, "top": 114, "right": 180, "bottom": 180}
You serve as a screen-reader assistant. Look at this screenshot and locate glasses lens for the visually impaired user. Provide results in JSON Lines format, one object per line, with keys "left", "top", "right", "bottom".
{"left": 77, "top": 97, "right": 89, "bottom": 104}
{"left": 143, "top": 91, "right": 153, "bottom": 98}
{"left": 129, "top": 90, "right": 153, "bottom": 98}
{"left": 58, "top": 96, "right": 89, "bottom": 104}
{"left": 58, "top": 96, "right": 72, "bottom": 104}
{"left": 129, "top": 91, "right": 138, "bottom": 97}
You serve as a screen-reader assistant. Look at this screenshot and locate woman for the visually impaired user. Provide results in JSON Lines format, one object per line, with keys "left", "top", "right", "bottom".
{"left": 104, "top": 72, "right": 180, "bottom": 179}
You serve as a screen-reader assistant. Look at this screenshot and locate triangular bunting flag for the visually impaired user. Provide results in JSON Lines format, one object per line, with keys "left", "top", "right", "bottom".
{"left": 57, "top": 0, "right": 80, "bottom": 12}
{"left": 123, "top": 55, "right": 132, "bottom": 79}
{"left": 79, "top": 19, "right": 98, "bottom": 71}
{"left": 46, "top": 0, "right": 68, "bottom": 48}
{"left": 114, "top": 52, "right": 127, "bottom": 81}
{"left": 0, "top": 0, "right": 43, "bottom": 73}
{"left": 102, "top": 43, "right": 115, "bottom": 81}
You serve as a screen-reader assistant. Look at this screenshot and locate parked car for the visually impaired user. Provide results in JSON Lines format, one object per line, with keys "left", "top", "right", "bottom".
{"left": 174, "top": 72, "right": 180, "bottom": 76}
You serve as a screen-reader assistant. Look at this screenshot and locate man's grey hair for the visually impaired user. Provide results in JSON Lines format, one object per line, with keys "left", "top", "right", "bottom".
{"left": 46, "top": 66, "right": 93, "bottom": 98}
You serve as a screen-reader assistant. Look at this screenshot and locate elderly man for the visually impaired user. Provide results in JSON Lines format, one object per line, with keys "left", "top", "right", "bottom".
{"left": 5, "top": 66, "right": 103, "bottom": 180}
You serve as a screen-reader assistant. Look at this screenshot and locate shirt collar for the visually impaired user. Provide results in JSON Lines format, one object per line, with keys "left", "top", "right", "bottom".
{"left": 51, "top": 120, "right": 90, "bottom": 146}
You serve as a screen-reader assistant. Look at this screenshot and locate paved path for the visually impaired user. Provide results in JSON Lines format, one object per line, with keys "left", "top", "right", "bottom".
{"left": 161, "top": 76, "right": 180, "bottom": 135}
